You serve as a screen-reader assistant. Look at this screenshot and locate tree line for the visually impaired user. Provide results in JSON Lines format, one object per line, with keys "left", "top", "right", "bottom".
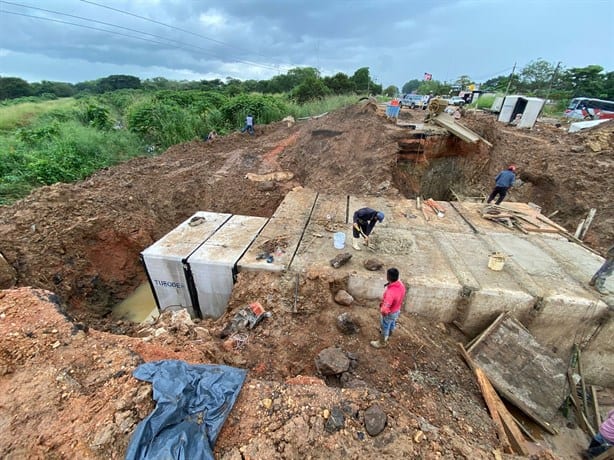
{"left": 400, "top": 59, "right": 614, "bottom": 101}
{"left": 0, "top": 67, "right": 382, "bottom": 103}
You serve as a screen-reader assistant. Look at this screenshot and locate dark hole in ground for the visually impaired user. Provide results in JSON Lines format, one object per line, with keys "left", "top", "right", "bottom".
{"left": 312, "top": 129, "right": 343, "bottom": 138}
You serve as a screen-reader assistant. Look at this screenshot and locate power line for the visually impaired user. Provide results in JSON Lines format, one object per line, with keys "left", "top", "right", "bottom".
{"left": 0, "top": 7, "right": 284, "bottom": 72}
{"left": 79, "top": 0, "right": 285, "bottom": 68}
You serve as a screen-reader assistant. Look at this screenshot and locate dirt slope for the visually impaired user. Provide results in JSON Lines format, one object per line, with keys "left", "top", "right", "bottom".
{"left": 0, "top": 101, "right": 611, "bottom": 459}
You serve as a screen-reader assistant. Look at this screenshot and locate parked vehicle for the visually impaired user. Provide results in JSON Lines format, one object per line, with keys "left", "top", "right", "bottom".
{"left": 400, "top": 94, "right": 426, "bottom": 109}
{"left": 564, "top": 97, "right": 614, "bottom": 120}
{"left": 448, "top": 96, "right": 466, "bottom": 106}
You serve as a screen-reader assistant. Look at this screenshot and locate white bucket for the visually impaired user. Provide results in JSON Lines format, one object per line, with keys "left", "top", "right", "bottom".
{"left": 333, "top": 232, "right": 346, "bottom": 249}
{"left": 488, "top": 252, "right": 506, "bottom": 271}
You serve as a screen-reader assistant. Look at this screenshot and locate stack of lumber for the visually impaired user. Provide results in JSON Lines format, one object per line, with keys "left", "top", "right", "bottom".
{"left": 481, "top": 205, "right": 559, "bottom": 235}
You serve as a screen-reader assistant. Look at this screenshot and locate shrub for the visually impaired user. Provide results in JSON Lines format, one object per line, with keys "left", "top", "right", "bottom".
{"left": 219, "top": 94, "right": 289, "bottom": 128}
{"left": 126, "top": 99, "right": 203, "bottom": 148}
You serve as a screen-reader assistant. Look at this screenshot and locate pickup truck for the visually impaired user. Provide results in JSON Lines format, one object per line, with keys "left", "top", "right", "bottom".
{"left": 399, "top": 94, "right": 427, "bottom": 109}
{"left": 448, "top": 96, "right": 466, "bottom": 106}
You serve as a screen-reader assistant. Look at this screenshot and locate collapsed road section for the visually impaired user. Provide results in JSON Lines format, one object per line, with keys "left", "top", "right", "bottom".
{"left": 142, "top": 188, "right": 612, "bottom": 386}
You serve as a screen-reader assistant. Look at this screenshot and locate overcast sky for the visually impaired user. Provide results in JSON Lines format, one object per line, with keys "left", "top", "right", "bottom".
{"left": 1, "top": 0, "right": 613, "bottom": 88}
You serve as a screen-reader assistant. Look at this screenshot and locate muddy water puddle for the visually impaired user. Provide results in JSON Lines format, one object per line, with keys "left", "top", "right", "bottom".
{"left": 112, "top": 282, "right": 158, "bottom": 323}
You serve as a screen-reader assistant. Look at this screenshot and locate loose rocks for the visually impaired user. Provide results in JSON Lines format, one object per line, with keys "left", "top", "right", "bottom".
{"left": 364, "top": 404, "right": 387, "bottom": 436}
{"left": 315, "top": 347, "right": 350, "bottom": 375}
{"left": 334, "top": 290, "right": 353, "bottom": 306}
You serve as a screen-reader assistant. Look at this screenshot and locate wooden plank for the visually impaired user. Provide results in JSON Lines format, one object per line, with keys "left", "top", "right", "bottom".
{"left": 593, "top": 446, "right": 614, "bottom": 460}
{"left": 567, "top": 370, "right": 596, "bottom": 437}
{"left": 576, "top": 345, "right": 589, "bottom": 419}
{"left": 449, "top": 201, "right": 480, "bottom": 234}
{"left": 591, "top": 385, "right": 602, "bottom": 427}
{"left": 474, "top": 366, "right": 529, "bottom": 455}
{"left": 467, "top": 312, "right": 508, "bottom": 354}
{"left": 458, "top": 344, "right": 513, "bottom": 454}
{"left": 481, "top": 367, "right": 531, "bottom": 457}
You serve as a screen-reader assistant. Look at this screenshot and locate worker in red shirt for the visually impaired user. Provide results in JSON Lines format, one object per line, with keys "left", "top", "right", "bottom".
{"left": 371, "top": 268, "right": 407, "bottom": 348}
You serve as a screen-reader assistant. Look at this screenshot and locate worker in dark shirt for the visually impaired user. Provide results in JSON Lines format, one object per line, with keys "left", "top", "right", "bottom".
{"left": 486, "top": 165, "right": 517, "bottom": 205}
{"left": 352, "top": 207, "right": 384, "bottom": 250}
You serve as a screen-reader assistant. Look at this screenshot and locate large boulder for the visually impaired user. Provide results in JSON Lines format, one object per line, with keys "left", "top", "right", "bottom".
{"left": 334, "top": 290, "right": 353, "bottom": 306}
{"left": 315, "top": 347, "right": 350, "bottom": 376}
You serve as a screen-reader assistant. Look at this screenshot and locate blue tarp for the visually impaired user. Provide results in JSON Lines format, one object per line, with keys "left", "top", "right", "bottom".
{"left": 125, "top": 360, "right": 247, "bottom": 460}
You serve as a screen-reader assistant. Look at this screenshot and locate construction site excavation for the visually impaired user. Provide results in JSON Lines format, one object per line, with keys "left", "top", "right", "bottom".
{"left": 0, "top": 101, "right": 613, "bottom": 459}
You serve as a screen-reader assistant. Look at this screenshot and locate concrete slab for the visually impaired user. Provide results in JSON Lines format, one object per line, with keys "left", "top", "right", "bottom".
{"left": 536, "top": 237, "right": 614, "bottom": 293}
{"left": 310, "top": 193, "right": 348, "bottom": 223}
{"left": 582, "top": 317, "right": 614, "bottom": 387}
{"left": 272, "top": 188, "right": 317, "bottom": 222}
{"left": 188, "top": 215, "right": 268, "bottom": 319}
{"left": 468, "top": 314, "right": 568, "bottom": 424}
{"left": 293, "top": 223, "right": 463, "bottom": 322}
{"left": 434, "top": 232, "right": 535, "bottom": 335}
{"left": 526, "top": 295, "right": 609, "bottom": 362}
{"left": 238, "top": 217, "right": 307, "bottom": 273}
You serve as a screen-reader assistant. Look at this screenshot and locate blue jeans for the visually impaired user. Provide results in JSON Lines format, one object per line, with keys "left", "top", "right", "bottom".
{"left": 591, "top": 258, "right": 613, "bottom": 290}
{"left": 586, "top": 432, "right": 613, "bottom": 458}
{"left": 241, "top": 124, "right": 254, "bottom": 135}
{"left": 380, "top": 311, "right": 400, "bottom": 338}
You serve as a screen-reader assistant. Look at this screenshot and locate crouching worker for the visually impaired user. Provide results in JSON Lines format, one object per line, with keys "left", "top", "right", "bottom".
{"left": 584, "top": 409, "right": 614, "bottom": 459}
{"left": 371, "top": 268, "right": 406, "bottom": 349}
{"left": 352, "top": 207, "right": 384, "bottom": 250}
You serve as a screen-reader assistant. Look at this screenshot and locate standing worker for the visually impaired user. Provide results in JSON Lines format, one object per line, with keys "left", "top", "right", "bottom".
{"left": 241, "top": 114, "right": 254, "bottom": 135}
{"left": 584, "top": 409, "right": 614, "bottom": 458}
{"left": 352, "top": 207, "right": 384, "bottom": 250}
{"left": 371, "top": 268, "right": 406, "bottom": 348}
{"left": 589, "top": 245, "right": 614, "bottom": 295}
{"left": 486, "top": 165, "right": 517, "bottom": 205}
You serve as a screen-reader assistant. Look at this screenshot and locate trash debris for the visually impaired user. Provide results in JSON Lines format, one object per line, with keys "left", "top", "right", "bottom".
{"left": 188, "top": 216, "right": 206, "bottom": 226}
{"left": 425, "top": 198, "right": 445, "bottom": 218}
{"left": 219, "top": 302, "right": 271, "bottom": 339}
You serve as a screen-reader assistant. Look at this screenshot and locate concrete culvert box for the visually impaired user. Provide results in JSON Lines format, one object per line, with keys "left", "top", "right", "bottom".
{"left": 187, "top": 215, "right": 268, "bottom": 319}
{"left": 141, "top": 211, "right": 231, "bottom": 318}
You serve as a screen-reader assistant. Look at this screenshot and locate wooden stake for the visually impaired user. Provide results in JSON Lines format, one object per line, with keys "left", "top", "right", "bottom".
{"left": 580, "top": 208, "right": 596, "bottom": 240}
{"left": 591, "top": 385, "right": 602, "bottom": 427}
{"left": 458, "top": 344, "right": 513, "bottom": 454}
{"left": 567, "top": 370, "right": 596, "bottom": 436}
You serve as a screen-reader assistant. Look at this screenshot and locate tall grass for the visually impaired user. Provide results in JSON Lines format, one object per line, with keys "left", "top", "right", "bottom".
{"left": 285, "top": 95, "right": 361, "bottom": 118}
{"left": 0, "top": 98, "right": 78, "bottom": 131}
{"left": 0, "top": 121, "right": 144, "bottom": 204}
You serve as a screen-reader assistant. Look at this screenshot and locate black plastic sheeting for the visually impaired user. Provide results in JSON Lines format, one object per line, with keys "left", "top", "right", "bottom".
{"left": 125, "top": 360, "right": 247, "bottom": 460}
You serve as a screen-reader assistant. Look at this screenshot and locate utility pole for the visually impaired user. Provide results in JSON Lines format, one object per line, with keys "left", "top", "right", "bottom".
{"left": 544, "top": 61, "right": 561, "bottom": 103}
{"left": 504, "top": 62, "right": 516, "bottom": 99}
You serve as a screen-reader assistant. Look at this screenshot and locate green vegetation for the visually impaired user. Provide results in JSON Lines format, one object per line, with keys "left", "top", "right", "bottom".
{"left": 0, "top": 66, "right": 379, "bottom": 204}
{"left": 0, "top": 98, "right": 78, "bottom": 130}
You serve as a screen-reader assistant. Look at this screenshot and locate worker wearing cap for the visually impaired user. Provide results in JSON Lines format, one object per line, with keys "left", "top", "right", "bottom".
{"left": 486, "top": 165, "right": 517, "bottom": 205}
{"left": 352, "top": 207, "right": 384, "bottom": 250}
{"left": 589, "top": 245, "right": 614, "bottom": 295}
